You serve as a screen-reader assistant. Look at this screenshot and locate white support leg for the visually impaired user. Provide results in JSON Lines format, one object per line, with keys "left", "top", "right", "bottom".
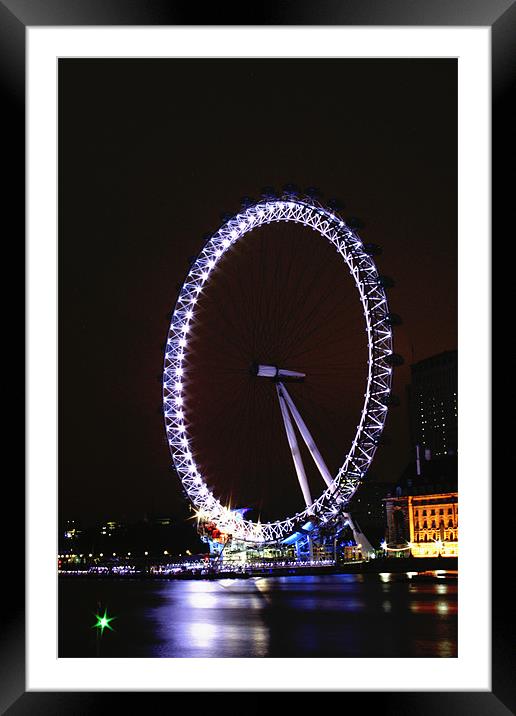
{"left": 277, "top": 382, "right": 334, "bottom": 490}
{"left": 343, "top": 512, "right": 376, "bottom": 559}
{"left": 276, "top": 383, "right": 313, "bottom": 508}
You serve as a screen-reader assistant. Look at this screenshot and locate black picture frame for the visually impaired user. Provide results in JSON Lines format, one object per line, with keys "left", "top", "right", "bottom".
{"left": 3, "top": 0, "right": 512, "bottom": 712}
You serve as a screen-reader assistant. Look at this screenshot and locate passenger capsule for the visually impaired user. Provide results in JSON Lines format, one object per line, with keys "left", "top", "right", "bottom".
{"left": 381, "top": 394, "right": 400, "bottom": 407}
{"left": 261, "top": 186, "right": 277, "bottom": 199}
{"left": 346, "top": 216, "right": 365, "bottom": 230}
{"left": 385, "top": 312, "right": 402, "bottom": 326}
{"left": 363, "top": 243, "right": 382, "bottom": 256}
{"left": 385, "top": 353, "right": 405, "bottom": 367}
{"left": 378, "top": 275, "right": 395, "bottom": 289}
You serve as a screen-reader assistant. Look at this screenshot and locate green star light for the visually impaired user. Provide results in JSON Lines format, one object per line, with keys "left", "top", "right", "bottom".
{"left": 92, "top": 608, "right": 115, "bottom": 636}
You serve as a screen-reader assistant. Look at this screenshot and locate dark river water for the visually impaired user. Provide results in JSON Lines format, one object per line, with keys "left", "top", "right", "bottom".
{"left": 59, "top": 573, "right": 457, "bottom": 658}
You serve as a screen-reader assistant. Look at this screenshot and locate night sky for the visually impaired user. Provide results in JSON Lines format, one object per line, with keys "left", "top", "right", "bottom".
{"left": 58, "top": 59, "right": 457, "bottom": 527}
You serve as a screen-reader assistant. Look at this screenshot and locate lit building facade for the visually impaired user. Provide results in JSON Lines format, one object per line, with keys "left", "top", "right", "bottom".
{"left": 384, "top": 490, "right": 458, "bottom": 557}
{"left": 409, "top": 350, "right": 458, "bottom": 458}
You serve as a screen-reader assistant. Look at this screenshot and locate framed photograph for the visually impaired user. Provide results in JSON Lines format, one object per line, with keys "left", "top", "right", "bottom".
{"left": 4, "top": 0, "right": 511, "bottom": 711}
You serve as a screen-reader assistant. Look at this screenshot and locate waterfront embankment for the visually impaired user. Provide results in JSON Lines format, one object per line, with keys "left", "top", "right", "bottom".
{"left": 58, "top": 556, "right": 457, "bottom": 580}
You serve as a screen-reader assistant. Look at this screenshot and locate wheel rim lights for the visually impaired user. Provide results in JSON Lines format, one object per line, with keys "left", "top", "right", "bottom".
{"left": 163, "top": 198, "right": 393, "bottom": 544}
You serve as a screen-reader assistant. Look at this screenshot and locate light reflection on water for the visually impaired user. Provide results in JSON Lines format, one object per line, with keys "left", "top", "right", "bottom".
{"left": 188, "top": 621, "right": 218, "bottom": 649}
{"left": 409, "top": 600, "right": 456, "bottom": 615}
{"left": 59, "top": 573, "right": 457, "bottom": 658}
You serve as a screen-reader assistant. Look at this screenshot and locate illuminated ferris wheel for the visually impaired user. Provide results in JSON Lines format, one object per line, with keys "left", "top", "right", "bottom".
{"left": 163, "top": 191, "right": 396, "bottom": 545}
